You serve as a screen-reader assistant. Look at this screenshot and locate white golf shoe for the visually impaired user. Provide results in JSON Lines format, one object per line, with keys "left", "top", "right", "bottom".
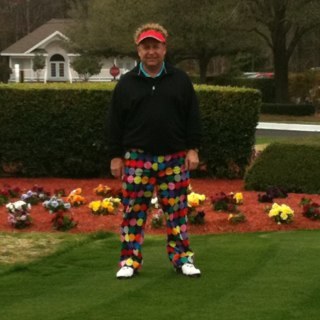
{"left": 180, "top": 263, "right": 201, "bottom": 277}
{"left": 116, "top": 266, "right": 135, "bottom": 279}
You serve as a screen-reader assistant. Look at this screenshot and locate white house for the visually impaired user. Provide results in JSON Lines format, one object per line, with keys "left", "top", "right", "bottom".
{"left": 0, "top": 19, "right": 136, "bottom": 83}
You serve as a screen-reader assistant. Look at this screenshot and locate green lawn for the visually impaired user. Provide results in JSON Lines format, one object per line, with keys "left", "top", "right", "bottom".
{"left": 1, "top": 230, "right": 320, "bottom": 320}
{"left": 255, "top": 133, "right": 320, "bottom": 147}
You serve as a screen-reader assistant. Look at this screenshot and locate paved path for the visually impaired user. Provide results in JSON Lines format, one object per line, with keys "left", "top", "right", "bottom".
{"left": 257, "top": 122, "right": 320, "bottom": 132}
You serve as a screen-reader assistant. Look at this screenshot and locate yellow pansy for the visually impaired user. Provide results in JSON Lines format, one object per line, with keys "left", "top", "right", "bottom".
{"left": 233, "top": 192, "right": 243, "bottom": 204}
{"left": 280, "top": 204, "right": 294, "bottom": 215}
{"left": 89, "top": 201, "right": 101, "bottom": 212}
{"left": 102, "top": 199, "right": 111, "bottom": 208}
{"left": 187, "top": 192, "right": 206, "bottom": 207}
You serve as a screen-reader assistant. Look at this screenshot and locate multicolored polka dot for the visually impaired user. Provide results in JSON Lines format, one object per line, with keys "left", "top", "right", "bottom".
{"left": 119, "top": 150, "right": 194, "bottom": 270}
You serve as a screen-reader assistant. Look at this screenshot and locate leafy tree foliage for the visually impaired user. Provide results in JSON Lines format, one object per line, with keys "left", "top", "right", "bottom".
{"left": 68, "top": 0, "right": 149, "bottom": 57}
{"left": 32, "top": 53, "right": 45, "bottom": 81}
{"left": 71, "top": 54, "right": 102, "bottom": 81}
{"left": 68, "top": 0, "right": 254, "bottom": 82}
{"left": 159, "top": 0, "right": 251, "bottom": 82}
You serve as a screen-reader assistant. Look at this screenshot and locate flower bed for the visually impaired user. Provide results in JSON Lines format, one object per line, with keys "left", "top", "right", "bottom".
{"left": 1, "top": 177, "right": 320, "bottom": 234}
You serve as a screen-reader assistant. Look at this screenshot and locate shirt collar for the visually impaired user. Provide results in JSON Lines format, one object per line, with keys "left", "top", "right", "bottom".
{"left": 139, "top": 62, "right": 165, "bottom": 78}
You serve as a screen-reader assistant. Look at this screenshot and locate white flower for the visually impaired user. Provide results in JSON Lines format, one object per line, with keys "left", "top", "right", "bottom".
{"left": 6, "top": 203, "right": 14, "bottom": 212}
{"left": 13, "top": 200, "right": 28, "bottom": 211}
{"left": 43, "top": 200, "right": 49, "bottom": 207}
{"left": 51, "top": 200, "right": 59, "bottom": 208}
{"left": 64, "top": 203, "right": 71, "bottom": 209}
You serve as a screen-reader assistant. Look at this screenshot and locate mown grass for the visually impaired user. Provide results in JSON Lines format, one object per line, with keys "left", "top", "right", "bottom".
{"left": 255, "top": 133, "right": 320, "bottom": 147}
{"left": 1, "top": 230, "right": 320, "bottom": 320}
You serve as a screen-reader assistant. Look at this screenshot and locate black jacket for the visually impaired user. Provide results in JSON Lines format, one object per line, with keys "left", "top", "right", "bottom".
{"left": 108, "top": 62, "right": 201, "bottom": 158}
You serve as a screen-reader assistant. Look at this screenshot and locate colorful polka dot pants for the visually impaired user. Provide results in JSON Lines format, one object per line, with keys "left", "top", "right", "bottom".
{"left": 119, "top": 150, "right": 194, "bottom": 270}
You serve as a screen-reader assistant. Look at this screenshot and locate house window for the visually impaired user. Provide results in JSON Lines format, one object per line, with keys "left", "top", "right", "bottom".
{"left": 50, "top": 54, "right": 65, "bottom": 78}
{"left": 59, "top": 63, "right": 64, "bottom": 77}
{"left": 51, "top": 63, "right": 56, "bottom": 77}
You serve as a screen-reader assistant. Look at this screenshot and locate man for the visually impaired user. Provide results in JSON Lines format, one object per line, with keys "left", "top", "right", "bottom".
{"left": 108, "top": 23, "right": 202, "bottom": 279}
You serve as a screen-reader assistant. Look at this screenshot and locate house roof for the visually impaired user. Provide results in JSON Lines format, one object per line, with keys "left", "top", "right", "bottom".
{"left": 1, "top": 19, "right": 73, "bottom": 55}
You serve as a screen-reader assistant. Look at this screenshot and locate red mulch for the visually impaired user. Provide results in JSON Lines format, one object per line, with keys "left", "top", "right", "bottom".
{"left": 1, "top": 177, "right": 320, "bottom": 235}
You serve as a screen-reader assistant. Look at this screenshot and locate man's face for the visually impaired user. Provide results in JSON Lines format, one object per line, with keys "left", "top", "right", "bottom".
{"left": 137, "top": 38, "right": 166, "bottom": 70}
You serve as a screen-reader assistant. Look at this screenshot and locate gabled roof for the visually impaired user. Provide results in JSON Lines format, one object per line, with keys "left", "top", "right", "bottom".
{"left": 1, "top": 19, "right": 73, "bottom": 55}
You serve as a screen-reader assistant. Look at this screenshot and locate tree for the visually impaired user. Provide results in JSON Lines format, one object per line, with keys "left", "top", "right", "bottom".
{"left": 159, "top": 0, "right": 251, "bottom": 82}
{"left": 0, "top": 0, "right": 72, "bottom": 51}
{"left": 68, "top": 0, "right": 148, "bottom": 57}
{"left": 237, "top": 0, "right": 320, "bottom": 103}
{"left": 68, "top": 0, "right": 253, "bottom": 82}
{"left": 32, "top": 52, "right": 45, "bottom": 81}
{"left": 71, "top": 54, "right": 102, "bottom": 81}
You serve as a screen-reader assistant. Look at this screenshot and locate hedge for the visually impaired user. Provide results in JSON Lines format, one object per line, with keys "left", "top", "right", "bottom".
{"left": 195, "top": 85, "right": 260, "bottom": 178}
{"left": 261, "top": 103, "right": 315, "bottom": 115}
{"left": 0, "top": 83, "right": 113, "bottom": 177}
{"left": 205, "top": 76, "right": 275, "bottom": 103}
{"left": 0, "top": 83, "right": 260, "bottom": 178}
{"left": 244, "top": 139, "right": 320, "bottom": 194}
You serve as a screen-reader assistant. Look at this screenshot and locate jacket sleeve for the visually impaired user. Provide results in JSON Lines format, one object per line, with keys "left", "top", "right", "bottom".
{"left": 185, "top": 80, "right": 201, "bottom": 150}
{"left": 108, "top": 82, "right": 124, "bottom": 158}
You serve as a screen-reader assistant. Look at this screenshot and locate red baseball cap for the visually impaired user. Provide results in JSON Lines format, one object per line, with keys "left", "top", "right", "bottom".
{"left": 136, "top": 29, "right": 166, "bottom": 44}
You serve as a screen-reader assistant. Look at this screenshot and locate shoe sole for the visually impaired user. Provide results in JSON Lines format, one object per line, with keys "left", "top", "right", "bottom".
{"left": 116, "top": 275, "right": 134, "bottom": 280}
{"left": 175, "top": 268, "right": 201, "bottom": 278}
{"left": 185, "top": 273, "right": 201, "bottom": 278}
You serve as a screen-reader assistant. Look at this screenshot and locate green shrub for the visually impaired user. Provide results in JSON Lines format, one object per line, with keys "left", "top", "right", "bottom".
{"left": 196, "top": 85, "right": 261, "bottom": 178}
{"left": 261, "top": 103, "right": 315, "bottom": 115}
{"left": 206, "top": 76, "right": 275, "bottom": 103}
{"left": 244, "top": 139, "right": 320, "bottom": 193}
{"left": 0, "top": 83, "right": 114, "bottom": 177}
{"left": 0, "top": 83, "right": 260, "bottom": 178}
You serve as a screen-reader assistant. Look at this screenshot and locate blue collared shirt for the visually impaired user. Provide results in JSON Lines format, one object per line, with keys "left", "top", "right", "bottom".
{"left": 139, "top": 62, "right": 165, "bottom": 78}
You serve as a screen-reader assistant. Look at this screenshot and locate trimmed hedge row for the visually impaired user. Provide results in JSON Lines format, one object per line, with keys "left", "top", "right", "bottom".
{"left": 205, "top": 76, "right": 275, "bottom": 103}
{"left": 196, "top": 85, "right": 260, "bottom": 178}
{"left": 261, "top": 103, "right": 315, "bottom": 115}
{"left": 0, "top": 83, "right": 260, "bottom": 178}
{"left": 244, "top": 139, "right": 320, "bottom": 194}
{"left": 0, "top": 83, "right": 113, "bottom": 177}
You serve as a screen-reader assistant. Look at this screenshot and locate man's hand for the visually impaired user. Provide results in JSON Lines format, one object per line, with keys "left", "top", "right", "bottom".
{"left": 110, "top": 157, "right": 124, "bottom": 179}
{"left": 185, "top": 149, "right": 199, "bottom": 171}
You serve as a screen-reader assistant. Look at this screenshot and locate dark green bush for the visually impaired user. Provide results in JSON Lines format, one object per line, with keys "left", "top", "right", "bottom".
{"left": 0, "top": 83, "right": 114, "bottom": 177}
{"left": 0, "top": 83, "right": 260, "bottom": 178}
{"left": 261, "top": 103, "right": 315, "bottom": 115}
{"left": 206, "top": 76, "right": 275, "bottom": 103}
{"left": 195, "top": 85, "right": 261, "bottom": 178}
{"left": 244, "top": 140, "right": 320, "bottom": 194}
